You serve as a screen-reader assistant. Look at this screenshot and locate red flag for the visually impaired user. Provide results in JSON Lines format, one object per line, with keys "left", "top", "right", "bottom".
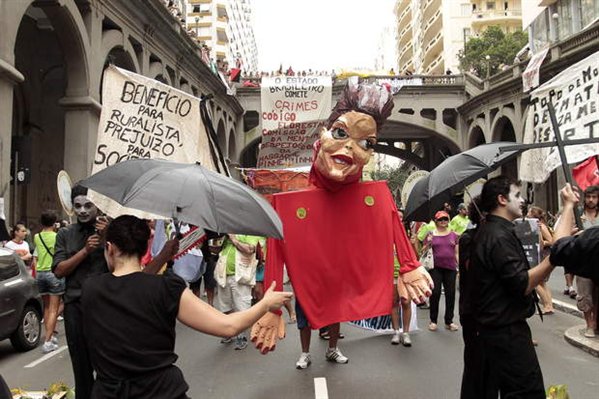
{"left": 573, "top": 156, "right": 599, "bottom": 190}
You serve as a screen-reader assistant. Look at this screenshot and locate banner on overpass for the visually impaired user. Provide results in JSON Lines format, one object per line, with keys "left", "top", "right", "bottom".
{"left": 93, "top": 65, "right": 215, "bottom": 174}
{"left": 257, "top": 76, "right": 332, "bottom": 168}
{"left": 520, "top": 51, "right": 599, "bottom": 182}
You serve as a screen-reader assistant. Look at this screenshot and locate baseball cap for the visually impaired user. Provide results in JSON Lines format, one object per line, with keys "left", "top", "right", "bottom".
{"left": 434, "top": 210, "right": 450, "bottom": 220}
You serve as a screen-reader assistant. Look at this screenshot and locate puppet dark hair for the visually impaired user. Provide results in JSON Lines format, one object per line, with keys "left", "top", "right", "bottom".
{"left": 326, "top": 78, "right": 394, "bottom": 131}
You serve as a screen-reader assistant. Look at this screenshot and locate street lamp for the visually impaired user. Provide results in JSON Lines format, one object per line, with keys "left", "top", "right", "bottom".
{"left": 195, "top": 16, "right": 199, "bottom": 38}
{"left": 485, "top": 54, "right": 491, "bottom": 79}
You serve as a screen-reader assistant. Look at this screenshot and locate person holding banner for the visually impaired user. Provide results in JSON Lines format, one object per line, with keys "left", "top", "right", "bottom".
{"left": 251, "top": 80, "right": 433, "bottom": 364}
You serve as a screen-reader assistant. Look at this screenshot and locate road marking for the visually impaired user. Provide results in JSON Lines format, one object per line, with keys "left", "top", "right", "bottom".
{"left": 24, "top": 345, "right": 68, "bottom": 368}
{"left": 314, "top": 377, "right": 328, "bottom": 399}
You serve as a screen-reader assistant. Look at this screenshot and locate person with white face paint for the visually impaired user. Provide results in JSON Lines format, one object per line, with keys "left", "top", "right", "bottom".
{"left": 462, "top": 176, "right": 556, "bottom": 399}
{"left": 52, "top": 185, "right": 179, "bottom": 399}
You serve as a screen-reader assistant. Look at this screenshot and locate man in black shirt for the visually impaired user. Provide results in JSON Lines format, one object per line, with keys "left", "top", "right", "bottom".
{"left": 551, "top": 184, "right": 599, "bottom": 285}
{"left": 467, "top": 176, "right": 555, "bottom": 399}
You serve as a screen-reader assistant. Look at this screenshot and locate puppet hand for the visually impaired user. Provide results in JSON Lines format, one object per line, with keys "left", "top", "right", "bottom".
{"left": 400, "top": 266, "right": 433, "bottom": 304}
{"left": 251, "top": 312, "right": 286, "bottom": 354}
{"left": 397, "top": 277, "right": 409, "bottom": 302}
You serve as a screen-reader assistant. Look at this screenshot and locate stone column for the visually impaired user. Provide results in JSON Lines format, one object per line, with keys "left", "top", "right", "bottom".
{"left": 58, "top": 95, "right": 101, "bottom": 183}
{"left": 0, "top": 58, "right": 25, "bottom": 221}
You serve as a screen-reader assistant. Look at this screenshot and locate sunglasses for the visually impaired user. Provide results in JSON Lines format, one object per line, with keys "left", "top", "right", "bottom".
{"left": 436, "top": 218, "right": 449, "bottom": 222}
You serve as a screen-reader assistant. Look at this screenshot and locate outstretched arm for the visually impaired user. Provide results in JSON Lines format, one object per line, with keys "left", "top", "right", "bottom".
{"left": 393, "top": 211, "right": 433, "bottom": 303}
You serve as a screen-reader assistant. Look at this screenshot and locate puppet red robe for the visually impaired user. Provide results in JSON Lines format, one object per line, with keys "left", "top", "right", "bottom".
{"left": 264, "top": 180, "right": 419, "bottom": 329}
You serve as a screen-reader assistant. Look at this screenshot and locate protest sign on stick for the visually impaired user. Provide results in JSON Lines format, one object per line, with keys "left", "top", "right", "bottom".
{"left": 520, "top": 51, "right": 599, "bottom": 183}
{"left": 257, "top": 76, "right": 332, "bottom": 168}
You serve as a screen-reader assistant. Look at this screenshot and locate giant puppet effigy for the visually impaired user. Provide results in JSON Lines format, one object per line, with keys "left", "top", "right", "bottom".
{"left": 251, "top": 80, "right": 433, "bottom": 353}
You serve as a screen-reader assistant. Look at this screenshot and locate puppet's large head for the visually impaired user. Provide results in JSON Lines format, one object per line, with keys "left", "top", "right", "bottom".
{"left": 311, "top": 79, "right": 394, "bottom": 189}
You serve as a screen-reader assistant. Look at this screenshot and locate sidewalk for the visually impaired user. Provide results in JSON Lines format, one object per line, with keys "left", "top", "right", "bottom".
{"left": 547, "top": 271, "right": 599, "bottom": 357}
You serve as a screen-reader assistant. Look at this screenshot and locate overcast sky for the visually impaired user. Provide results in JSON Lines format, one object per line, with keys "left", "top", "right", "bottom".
{"left": 252, "top": 0, "right": 396, "bottom": 73}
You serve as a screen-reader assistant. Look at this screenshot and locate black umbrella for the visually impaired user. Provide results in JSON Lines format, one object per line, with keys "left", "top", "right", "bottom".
{"left": 79, "top": 159, "right": 283, "bottom": 239}
{"left": 404, "top": 142, "right": 524, "bottom": 222}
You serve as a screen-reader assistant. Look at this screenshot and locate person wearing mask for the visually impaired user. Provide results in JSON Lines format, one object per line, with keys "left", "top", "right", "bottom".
{"left": 423, "top": 210, "right": 459, "bottom": 332}
{"left": 467, "top": 176, "right": 556, "bottom": 398}
{"left": 33, "top": 210, "right": 64, "bottom": 353}
{"left": 82, "top": 215, "right": 292, "bottom": 398}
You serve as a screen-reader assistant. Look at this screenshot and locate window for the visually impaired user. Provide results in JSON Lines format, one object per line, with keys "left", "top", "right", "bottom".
{"left": 461, "top": 3, "right": 471, "bottom": 16}
{"left": 0, "top": 254, "right": 20, "bottom": 281}
{"left": 463, "top": 27, "right": 472, "bottom": 42}
{"left": 581, "top": 0, "right": 599, "bottom": 28}
{"left": 486, "top": 1, "right": 495, "bottom": 9}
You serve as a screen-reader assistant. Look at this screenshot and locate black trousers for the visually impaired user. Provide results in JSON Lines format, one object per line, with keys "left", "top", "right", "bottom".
{"left": 460, "top": 315, "right": 496, "bottom": 399}
{"left": 478, "top": 321, "right": 545, "bottom": 399}
{"left": 64, "top": 301, "right": 94, "bottom": 399}
{"left": 429, "top": 268, "right": 457, "bottom": 324}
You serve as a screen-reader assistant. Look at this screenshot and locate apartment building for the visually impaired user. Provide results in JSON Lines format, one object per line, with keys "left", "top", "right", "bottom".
{"left": 185, "top": 0, "right": 258, "bottom": 72}
{"left": 395, "top": 0, "right": 522, "bottom": 75}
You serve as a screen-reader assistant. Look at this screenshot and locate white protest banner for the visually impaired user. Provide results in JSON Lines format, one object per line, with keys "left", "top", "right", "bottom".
{"left": 257, "top": 76, "right": 332, "bottom": 168}
{"left": 376, "top": 77, "right": 423, "bottom": 95}
{"left": 90, "top": 66, "right": 215, "bottom": 219}
{"left": 520, "top": 51, "right": 599, "bottom": 183}
{"left": 522, "top": 48, "right": 549, "bottom": 92}
{"left": 93, "top": 65, "right": 215, "bottom": 174}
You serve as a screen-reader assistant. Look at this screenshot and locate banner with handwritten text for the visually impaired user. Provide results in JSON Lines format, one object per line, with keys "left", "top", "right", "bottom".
{"left": 520, "top": 51, "right": 599, "bottom": 182}
{"left": 93, "top": 65, "right": 214, "bottom": 174}
{"left": 257, "top": 76, "right": 332, "bottom": 168}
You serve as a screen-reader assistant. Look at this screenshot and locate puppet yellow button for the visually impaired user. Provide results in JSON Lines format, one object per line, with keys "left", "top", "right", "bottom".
{"left": 364, "top": 195, "right": 375, "bottom": 206}
{"left": 296, "top": 207, "right": 307, "bottom": 219}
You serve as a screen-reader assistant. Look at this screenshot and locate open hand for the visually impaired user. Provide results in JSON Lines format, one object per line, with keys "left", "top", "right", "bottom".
{"left": 251, "top": 312, "right": 286, "bottom": 354}
{"left": 400, "top": 266, "right": 433, "bottom": 304}
{"left": 560, "top": 183, "right": 580, "bottom": 205}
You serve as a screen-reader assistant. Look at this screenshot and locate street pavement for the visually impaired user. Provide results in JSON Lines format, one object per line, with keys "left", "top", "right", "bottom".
{"left": 1, "top": 288, "right": 598, "bottom": 399}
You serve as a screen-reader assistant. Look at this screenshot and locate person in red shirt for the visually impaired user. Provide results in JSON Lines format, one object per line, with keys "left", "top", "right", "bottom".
{"left": 251, "top": 80, "right": 433, "bottom": 365}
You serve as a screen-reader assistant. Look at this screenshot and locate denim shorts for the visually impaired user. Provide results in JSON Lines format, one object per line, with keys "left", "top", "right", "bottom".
{"left": 36, "top": 271, "right": 65, "bottom": 295}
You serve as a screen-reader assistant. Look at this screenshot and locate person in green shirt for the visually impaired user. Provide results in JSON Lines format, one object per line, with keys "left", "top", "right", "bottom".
{"left": 448, "top": 203, "right": 470, "bottom": 236}
{"left": 33, "top": 210, "right": 65, "bottom": 353}
{"left": 215, "top": 234, "right": 264, "bottom": 350}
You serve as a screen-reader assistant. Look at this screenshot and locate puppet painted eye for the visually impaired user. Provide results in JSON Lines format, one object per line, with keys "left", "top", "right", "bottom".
{"left": 331, "top": 128, "right": 348, "bottom": 139}
{"left": 357, "top": 138, "right": 376, "bottom": 150}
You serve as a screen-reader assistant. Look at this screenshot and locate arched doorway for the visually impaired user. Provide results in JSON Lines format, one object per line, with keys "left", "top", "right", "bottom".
{"left": 492, "top": 116, "right": 517, "bottom": 179}
{"left": 10, "top": 3, "right": 89, "bottom": 228}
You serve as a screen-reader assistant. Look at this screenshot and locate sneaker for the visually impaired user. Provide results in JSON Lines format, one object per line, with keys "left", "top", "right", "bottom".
{"left": 51, "top": 335, "right": 58, "bottom": 345}
{"left": 57, "top": 315, "right": 64, "bottom": 321}
{"left": 391, "top": 332, "right": 400, "bottom": 345}
{"left": 325, "top": 347, "right": 349, "bottom": 364}
{"left": 42, "top": 341, "right": 58, "bottom": 354}
{"left": 428, "top": 322, "right": 438, "bottom": 331}
{"left": 400, "top": 332, "right": 412, "bottom": 347}
{"left": 584, "top": 328, "right": 596, "bottom": 338}
{"left": 220, "top": 337, "right": 233, "bottom": 344}
{"left": 569, "top": 287, "right": 577, "bottom": 299}
{"left": 445, "top": 323, "right": 459, "bottom": 331}
{"left": 234, "top": 336, "right": 248, "bottom": 350}
{"left": 563, "top": 287, "right": 570, "bottom": 295}
{"left": 296, "top": 352, "right": 312, "bottom": 369}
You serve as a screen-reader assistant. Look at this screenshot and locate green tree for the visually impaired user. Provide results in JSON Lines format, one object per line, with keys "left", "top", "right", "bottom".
{"left": 370, "top": 165, "right": 411, "bottom": 208}
{"left": 458, "top": 26, "right": 528, "bottom": 78}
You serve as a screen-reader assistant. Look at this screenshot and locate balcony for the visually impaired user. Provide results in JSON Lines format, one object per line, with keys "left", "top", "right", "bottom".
{"left": 398, "top": 4, "right": 411, "bottom": 27}
{"left": 423, "top": 0, "right": 440, "bottom": 22}
{"left": 422, "top": 9, "right": 442, "bottom": 45}
{"left": 216, "top": 27, "right": 228, "bottom": 43}
{"left": 395, "top": 0, "right": 409, "bottom": 16}
{"left": 398, "top": 24, "right": 412, "bottom": 47}
{"left": 398, "top": 41, "right": 413, "bottom": 66}
{"left": 424, "top": 53, "right": 444, "bottom": 75}
{"left": 422, "top": 31, "right": 442, "bottom": 66}
{"left": 471, "top": 9, "right": 521, "bottom": 28}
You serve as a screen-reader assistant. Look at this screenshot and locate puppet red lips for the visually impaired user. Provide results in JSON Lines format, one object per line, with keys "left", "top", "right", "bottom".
{"left": 331, "top": 155, "right": 354, "bottom": 165}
